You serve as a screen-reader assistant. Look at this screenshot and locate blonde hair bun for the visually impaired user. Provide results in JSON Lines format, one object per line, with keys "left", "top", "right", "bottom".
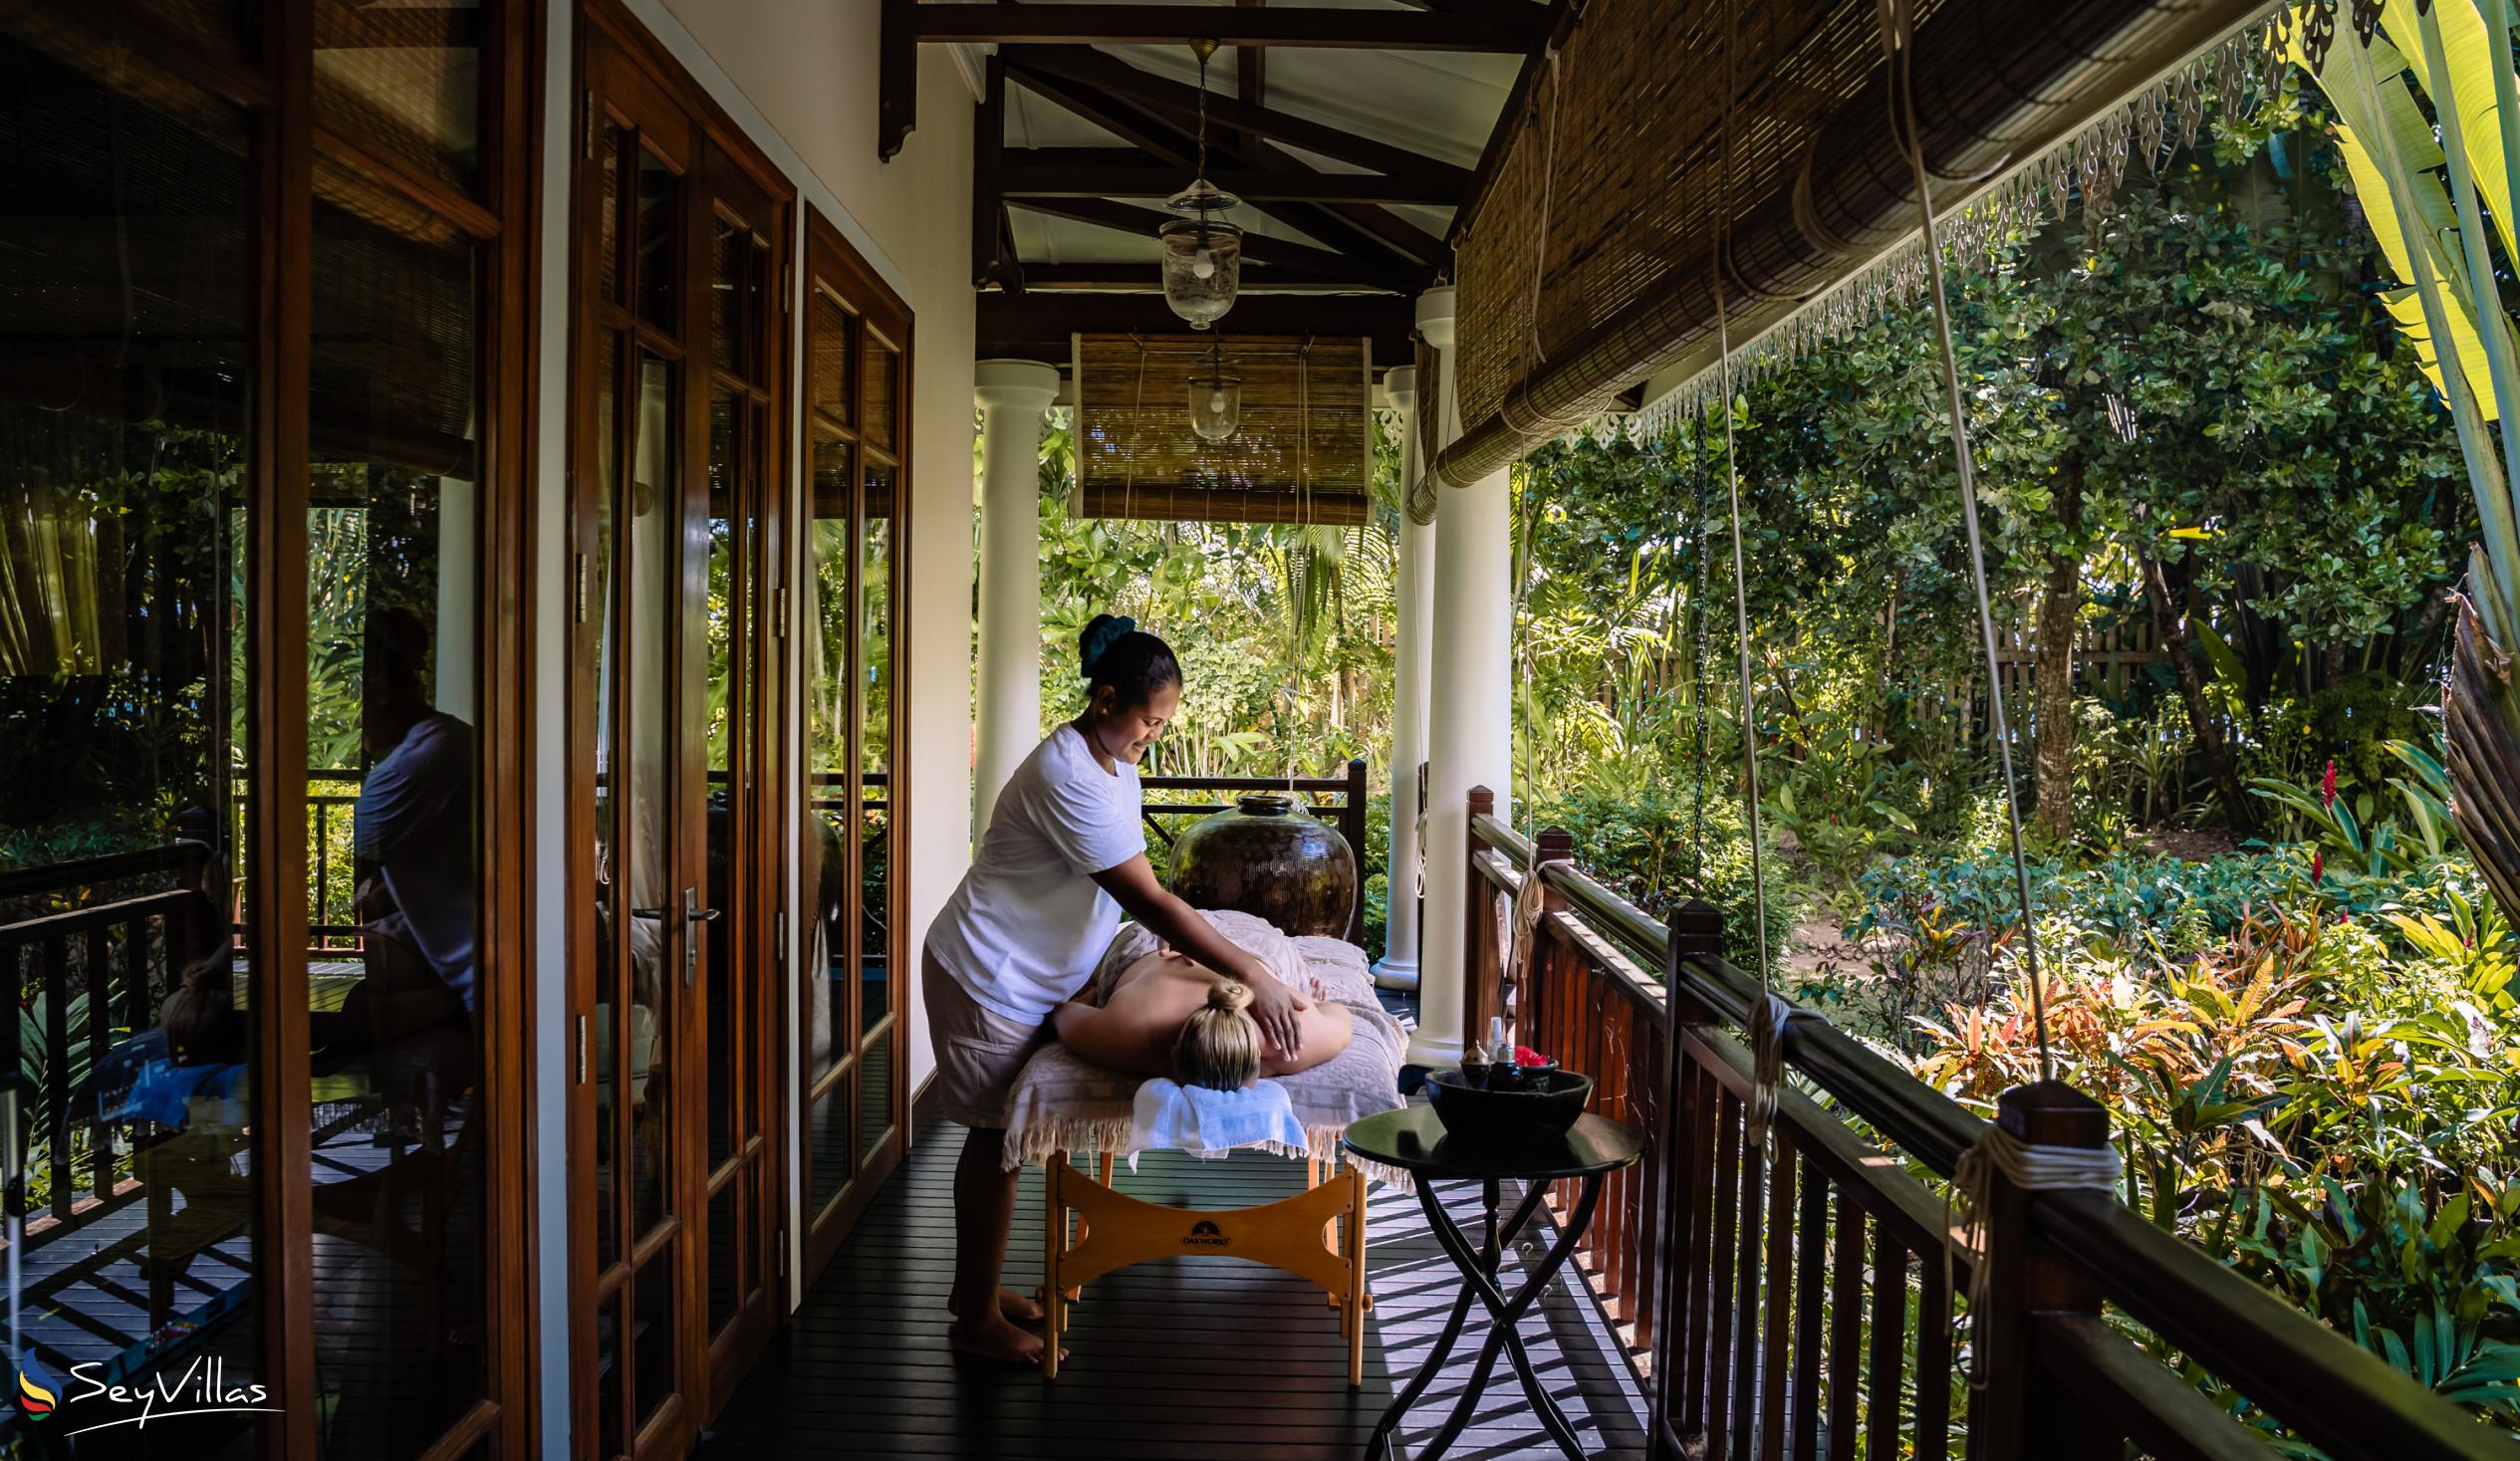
{"left": 1175, "top": 980, "right": 1263, "bottom": 1090}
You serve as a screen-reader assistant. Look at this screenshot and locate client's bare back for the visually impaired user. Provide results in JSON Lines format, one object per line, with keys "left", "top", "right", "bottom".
{"left": 1052, "top": 949, "right": 1352, "bottom": 1082}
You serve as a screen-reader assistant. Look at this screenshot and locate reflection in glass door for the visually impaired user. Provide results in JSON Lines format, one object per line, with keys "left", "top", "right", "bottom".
{"left": 572, "top": 27, "right": 697, "bottom": 1460}
{"left": 797, "top": 206, "right": 911, "bottom": 1280}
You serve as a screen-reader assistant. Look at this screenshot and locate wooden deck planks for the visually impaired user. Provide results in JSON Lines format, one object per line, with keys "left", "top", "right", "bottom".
{"left": 698, "top": 1118, "right": 1647, "bottom": 1460}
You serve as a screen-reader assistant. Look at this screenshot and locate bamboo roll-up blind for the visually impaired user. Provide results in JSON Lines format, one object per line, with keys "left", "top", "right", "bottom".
{"left": 1407, "top": 335, "right": 1440, "bottom": 527}
{"left": 1072, "top": 333, "right": 1373, "bottom": 526}
{"left": 1438, "top": 0, "right": 2266, "bottom": 488}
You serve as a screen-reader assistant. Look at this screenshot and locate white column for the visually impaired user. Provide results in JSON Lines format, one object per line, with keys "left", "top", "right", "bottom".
{"left": 1410, "top": 289, "right": 1512, "bottom": 1070}
{"left": 1375, "top": 366, "right": 1432, "bottom": 992}
{"left": 972, "top": 360, "right": 1061, "bottom": 835}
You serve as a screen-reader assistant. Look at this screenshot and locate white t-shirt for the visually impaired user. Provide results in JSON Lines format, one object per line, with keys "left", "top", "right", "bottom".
{"left": 929, "top": 724, "right": 1147, "bottom": 1026}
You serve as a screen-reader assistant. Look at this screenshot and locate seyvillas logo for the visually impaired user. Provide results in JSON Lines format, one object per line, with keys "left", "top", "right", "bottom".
{"left": 1183, "top": 1220, "right": 1230, "bottom": 1249}
{"left": 17, "top": 1357, "right": 58, "bottom": 1419}
{"left": 40, "top": 1355, "right": 279, "bottom": 1437}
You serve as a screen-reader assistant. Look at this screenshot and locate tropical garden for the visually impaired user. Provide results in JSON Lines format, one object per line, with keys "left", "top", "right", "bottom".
{"left": 1016, "top": 5, "right": 2520, "bottom": 1436}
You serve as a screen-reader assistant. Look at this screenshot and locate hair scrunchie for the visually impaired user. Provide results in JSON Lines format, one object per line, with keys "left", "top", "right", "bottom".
{"left": 1080, "top": 614, "right": 1136, "bottom": 678}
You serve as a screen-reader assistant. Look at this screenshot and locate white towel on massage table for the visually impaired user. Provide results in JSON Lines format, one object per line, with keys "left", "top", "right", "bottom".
{"left": 1129, "top": 1078, "right": 1310, "bottom": 1160}
{"left": 1001, "top": 909, "right": 1409, "bottom": 1183}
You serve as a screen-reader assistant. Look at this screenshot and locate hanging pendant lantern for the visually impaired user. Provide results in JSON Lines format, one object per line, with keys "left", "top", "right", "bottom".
{"left": 1158, "top": 40, "right": 1242, "bottom": 330}
{"left": 1186, "top": 340, "right": 1240, "bottom": 442}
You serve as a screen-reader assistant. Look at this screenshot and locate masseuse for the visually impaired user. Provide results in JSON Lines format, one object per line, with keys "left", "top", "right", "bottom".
{"left": 923, "top": 613, "right": 1312, "bottom": 1364}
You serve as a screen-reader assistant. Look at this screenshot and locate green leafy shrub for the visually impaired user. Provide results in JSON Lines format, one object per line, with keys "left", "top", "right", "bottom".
{"left": 1534, "top": 773, "right": 1797, "bottom": 977}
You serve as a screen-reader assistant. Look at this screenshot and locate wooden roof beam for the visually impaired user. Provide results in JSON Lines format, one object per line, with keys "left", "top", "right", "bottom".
{"left": 1003, "top": 158, "right": 1459, "bottom": 206}
{"left": 1014, "top": 263, "right": 1402, "bottom": 292}
{"left": 1002, "top": 196, "right": 1400, "bottom": 285}
{"left": 978, "top": 291, "right": 1416, "bottom": 367}
{"left": 1003, "top": 61, "right": 1433, "bottom": 291}
{"left": 902, "top": 4, "right": 1544, "bottom": 50}
{"left": 1005, "top": 44, "right": 1474, "bottom": 193}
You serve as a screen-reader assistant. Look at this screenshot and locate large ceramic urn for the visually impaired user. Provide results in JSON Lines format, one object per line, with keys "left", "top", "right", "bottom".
{"left": 1166, "top": 793, "right": 1358, "bottom": 938}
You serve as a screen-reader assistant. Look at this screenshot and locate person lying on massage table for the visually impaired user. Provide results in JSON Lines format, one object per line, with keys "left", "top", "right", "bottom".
{"left": 1051, "top": 946, "right": 1355, "bottom": 1089}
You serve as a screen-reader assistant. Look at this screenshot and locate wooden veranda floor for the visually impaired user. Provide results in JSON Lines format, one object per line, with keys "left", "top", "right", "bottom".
{"left": 697, "top": 1117, "right": 1649, "bottom": 1460}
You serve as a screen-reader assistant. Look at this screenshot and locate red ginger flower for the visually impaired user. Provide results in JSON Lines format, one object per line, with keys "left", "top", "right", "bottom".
{"left": 2321, "top": 759, "right": 2338, "bottom": 812}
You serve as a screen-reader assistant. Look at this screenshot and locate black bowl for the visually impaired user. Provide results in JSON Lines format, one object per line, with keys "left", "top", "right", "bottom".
{"left": 1425, "top": 1068, "right": 1595, "bottom": 1146}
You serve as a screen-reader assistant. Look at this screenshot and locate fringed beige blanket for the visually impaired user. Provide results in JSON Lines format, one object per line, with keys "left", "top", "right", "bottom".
{"left": 1001, "top": 910, "right": 1413, "bottom": 1190}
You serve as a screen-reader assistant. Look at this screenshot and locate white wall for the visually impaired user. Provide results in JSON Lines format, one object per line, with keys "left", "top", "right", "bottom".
{"left": 533, "top": 1, "right": 977, "bottom": 1447}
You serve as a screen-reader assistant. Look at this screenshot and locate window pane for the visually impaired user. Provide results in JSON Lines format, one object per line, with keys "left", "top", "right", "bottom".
{"left": 710, "top": 217, "right": 764, "bottom": 381}
{"left": 0, "top": 27, "right": 261, "bottom": 1451}
{"left": 860, "top": 334, "right": 897, "bottom": 452}
{"left": 314, "top": 0, "right": 481, "bottom": 191}
{"left": 306, "top": 159, "right": 486, "bottom": 1461}
{"left": 627, "top": 352, "right": 675, "bottom": 1242}
{"left": 807, "top": 1077, "right": 852, "bottom": 1218}
{"left": 803, "top": 432, "right": 851, "bottom": 1085}
{"left": 809, "top": 290, "right": 851, "bottom": 424}
{"left": 636, "top": 149, "right": 676, "bottom": 334}
{"left": 858, "top": 463, "right": 895, "bottom": 1038}
{"left": 590, "top": 335, "right": 620, "bottom": 1269}
{"left": 856, "top": 1026, "right": 892, "bottom": 1170}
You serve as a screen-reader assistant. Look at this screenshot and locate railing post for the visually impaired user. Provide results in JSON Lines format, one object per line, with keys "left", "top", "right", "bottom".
{"left": 1969, "top": 1080, "right": 2113, "bottom": 1461}
{"left": 1458, "top": 787, "right": 1496, "bottom": 1060}
{"left": 1340, "top": 757, "right": 1369, "bottom": 947}
{"left": 1650, "top": 898, "right": 1723, "bottom": 1461}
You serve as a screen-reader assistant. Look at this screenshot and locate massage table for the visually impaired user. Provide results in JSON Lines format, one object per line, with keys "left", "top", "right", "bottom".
{"left": 1001, "top": 909, "right": 1409, "bottom": 1383}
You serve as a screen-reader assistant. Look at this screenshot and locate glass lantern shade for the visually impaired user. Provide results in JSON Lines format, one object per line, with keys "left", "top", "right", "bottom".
{"left": 1187, "top": 371, "right": 1241, "bottom": 442}
{"left": 1158, "top": 181, "right": 1243, "bottom": 330}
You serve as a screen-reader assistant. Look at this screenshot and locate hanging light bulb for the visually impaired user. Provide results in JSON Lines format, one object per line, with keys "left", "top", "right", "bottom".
{"left": 1159, "top": 39, "right": 1242, "bottom": 330}
{"left": 1187, "top": 338, "right": 1240, "bottom": 443}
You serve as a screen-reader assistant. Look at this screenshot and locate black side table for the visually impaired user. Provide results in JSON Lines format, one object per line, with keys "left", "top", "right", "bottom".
{"left": 1345, "top": 1102, "right": 1642, "bottom": 1461}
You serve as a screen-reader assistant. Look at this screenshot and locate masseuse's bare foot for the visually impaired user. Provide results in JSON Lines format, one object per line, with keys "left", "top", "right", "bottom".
{"left": 947, "top": 1285, "right": 1044, "bottom": 1324}
{"left": 948, "top": 1313, "right": 1061, "bottom": 1366}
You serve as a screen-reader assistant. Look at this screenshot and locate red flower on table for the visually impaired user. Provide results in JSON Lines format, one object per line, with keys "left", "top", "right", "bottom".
{"left": 1512, "top": 1045, "right": 1551, "bottom": 1068}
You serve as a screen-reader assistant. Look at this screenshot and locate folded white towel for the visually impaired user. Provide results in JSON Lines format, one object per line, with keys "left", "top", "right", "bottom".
{"left": 1129, "top": 1077, "right": 1310, "bottom": 1162}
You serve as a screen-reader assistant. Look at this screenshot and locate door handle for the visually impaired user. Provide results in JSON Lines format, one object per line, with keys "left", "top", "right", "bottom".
{"left": 682, "top": 886, "right": 720, "bottom": 986}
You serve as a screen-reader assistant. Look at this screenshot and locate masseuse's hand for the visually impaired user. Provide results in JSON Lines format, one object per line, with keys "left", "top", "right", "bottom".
{"left": 1241, "top": 961, "right": 1310, "bottom": 1059}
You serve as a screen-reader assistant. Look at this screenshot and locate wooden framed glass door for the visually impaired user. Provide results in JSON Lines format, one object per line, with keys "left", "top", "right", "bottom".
{"left": 567, "top": 10, "right": 790, "bottom": 1454}
{"left": 695, "top": 133, "right": 788, "bottom": 1407}
{"left": 796, "top": 205, "right": 912, "bottom": 1282}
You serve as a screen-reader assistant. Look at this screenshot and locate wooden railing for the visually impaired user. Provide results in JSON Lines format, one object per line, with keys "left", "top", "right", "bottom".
{"left": 1462, "top": 791, "right": 2501, "bottom": 1461}
{"left": 1140, "top": 759, "right": 1371, "bottom": 946}
{"left": 231, "top": 769, "right": 368, "bottom": 952}
{"left": 1, "top": 842, "right": 215, "bottom": 1227}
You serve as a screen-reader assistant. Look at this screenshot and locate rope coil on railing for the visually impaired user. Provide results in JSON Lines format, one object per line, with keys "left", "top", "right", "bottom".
{"left": 1507, "top": 859, "right": 1546, "bottom": 996}
{"left": 1743, "top": 991, "right": 1798, "bottom": 1151}
{"left": 1947, "top": 1121, "right": 2122, "bottom": 1388}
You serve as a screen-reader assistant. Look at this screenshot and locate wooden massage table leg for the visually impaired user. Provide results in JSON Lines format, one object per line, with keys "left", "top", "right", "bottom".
{"left": 1043, "top": 1151, "right": 1069, "bottom": 1377}
{"left": 1057, "top": 1147, "right": 1115, "bottom": 1304}
{"left": 1345, "top": 1165, "right": 1370, "bottom": 1386}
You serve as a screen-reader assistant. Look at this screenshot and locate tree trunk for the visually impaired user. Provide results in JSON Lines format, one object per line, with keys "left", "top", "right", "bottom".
{"left": 2140, "top": 553, "right": 2257, "bottom": 837}
{"left": 2031, "top": 463, "right": 2084, "bottom": 845}
{"left": 2033, "top": 553, "right": 2079, "bottom": 843}
{"left": 2445, "top": 593, "right": 2520, "bottom": 922}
